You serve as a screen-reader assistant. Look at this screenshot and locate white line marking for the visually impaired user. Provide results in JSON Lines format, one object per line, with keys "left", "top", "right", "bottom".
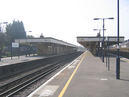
{"left": 68, "top": 65, "right": 75, "bottom": 69}
{"left": 100, "top": 78, "right": 108, "bottom": 80}
{"left": 39, "top": 85, "right": 59, "bottom": 96}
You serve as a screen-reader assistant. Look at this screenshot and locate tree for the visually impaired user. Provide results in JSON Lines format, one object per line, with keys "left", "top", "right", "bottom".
{"left": 0, "top": 33, "right": 6, "bottom": 49}
{"left": 0, "top": 32, "right": 7, "bottom": 59}
{"left": 6, "top": 20, "right": 26, "bottom": 41}
{"left": 27, "top": 35, "right": 35, "bottom": 39}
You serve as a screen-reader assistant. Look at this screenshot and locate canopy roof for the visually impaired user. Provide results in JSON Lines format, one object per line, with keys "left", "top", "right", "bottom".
{"left": 77, "top": 36, "right": 124, "bottom": 50}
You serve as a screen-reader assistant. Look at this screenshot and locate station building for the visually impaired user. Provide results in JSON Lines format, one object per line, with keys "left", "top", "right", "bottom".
{"left": 15, "top": 37, "right": 77, "bottom": 56}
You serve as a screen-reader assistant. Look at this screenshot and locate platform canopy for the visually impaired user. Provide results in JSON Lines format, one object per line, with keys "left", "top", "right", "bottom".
{"left": 15, "top": 37, "right": 77, "bottom": 47}
{"left": 77, "top": 36, "right": 124, "bottom": 54}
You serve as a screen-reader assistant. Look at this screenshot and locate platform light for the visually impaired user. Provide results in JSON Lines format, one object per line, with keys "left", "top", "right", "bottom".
{"left": 116, "top": 0, "right": 120, "bottom": 79}
{"left": 93, "top": 17, "right": 114, "bottom": 63}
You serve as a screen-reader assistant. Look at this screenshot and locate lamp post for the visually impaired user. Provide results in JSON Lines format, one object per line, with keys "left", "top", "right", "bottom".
{"left": 0, "top": 22, "right": 8, "bottom": 33}
{"left": 27, "top": 31, "right": 32, "bottom": 36}
{"left": 94, "top": 17, "right": 114, "bottom": 62}
{"left": 93, "top": 29, "right": 105, "bottom": 57}
{"left": 0, "top": 22, "right": 8, "bottom": 32}
{"left": 116, "top": 0, "right": 120, "bottom": 79}
{"left": 25, "top": 31, "right": 32, "bottom": 56}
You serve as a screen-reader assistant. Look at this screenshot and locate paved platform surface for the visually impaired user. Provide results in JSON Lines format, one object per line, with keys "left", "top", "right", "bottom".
{"left": 28, "top": 51, "right": 129, "bottom": 97}
{"left": 0, "top": 55, "right": 46, "bottom": 66}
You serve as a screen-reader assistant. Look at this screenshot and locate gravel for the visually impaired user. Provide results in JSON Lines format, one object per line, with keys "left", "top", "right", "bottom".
{"left": 14, "top": 63, "right": 69, "bottom": 97}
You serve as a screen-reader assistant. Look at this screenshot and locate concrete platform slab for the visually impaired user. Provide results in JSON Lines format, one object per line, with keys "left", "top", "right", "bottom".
{"left": 0, "top": 55, "right": 46, "bottom": 66}
{"left": 28, "top": 51, "right": 129, "bottom": 97}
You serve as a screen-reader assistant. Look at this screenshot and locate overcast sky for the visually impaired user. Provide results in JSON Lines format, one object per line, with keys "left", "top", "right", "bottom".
{"left": 0, "top": 0, "right": 129, "bottom": 45}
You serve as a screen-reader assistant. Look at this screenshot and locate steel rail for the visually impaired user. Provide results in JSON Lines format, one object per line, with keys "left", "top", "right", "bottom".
{"left": 0, "top": 53, "right": 79, "bottom": 97}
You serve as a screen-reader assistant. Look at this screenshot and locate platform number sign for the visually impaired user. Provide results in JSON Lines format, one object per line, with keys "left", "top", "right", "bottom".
{"left": 12, "top": 43, "right": 19, "bottom": 48}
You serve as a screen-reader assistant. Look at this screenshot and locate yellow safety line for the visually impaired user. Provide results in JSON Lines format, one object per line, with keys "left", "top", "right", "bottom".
{"left": 58, "top": 52, "right": 87, "bottom": 97}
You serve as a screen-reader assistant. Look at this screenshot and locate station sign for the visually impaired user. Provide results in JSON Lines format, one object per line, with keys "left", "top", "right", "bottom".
{"left": 12, "top": 42, "right": 19, "bottom": 48}
{"left": 100, "top": 42, "right": 102, "bottom": 47}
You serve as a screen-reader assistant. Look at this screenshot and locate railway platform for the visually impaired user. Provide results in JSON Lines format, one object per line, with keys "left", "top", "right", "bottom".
{"left": 0, "top": 54, "right": 46, "bottom": 66}
{"left": 28, "top": 51, "right": 129, "bottom": 97}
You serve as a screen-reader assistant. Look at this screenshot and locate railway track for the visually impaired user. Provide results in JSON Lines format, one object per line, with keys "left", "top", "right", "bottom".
{"left": 0, "top": 52, "right": 81, "bottom": 97}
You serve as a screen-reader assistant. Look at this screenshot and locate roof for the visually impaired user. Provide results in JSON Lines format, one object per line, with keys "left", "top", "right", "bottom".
{"left": 77, "top": 36, "right": 124, "bottom": 42}
{"left": 15, "top": 37, "right": 77, "bottom": 47}
{"left": 77, "top": 36, "right": 125, "bottom": 50}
